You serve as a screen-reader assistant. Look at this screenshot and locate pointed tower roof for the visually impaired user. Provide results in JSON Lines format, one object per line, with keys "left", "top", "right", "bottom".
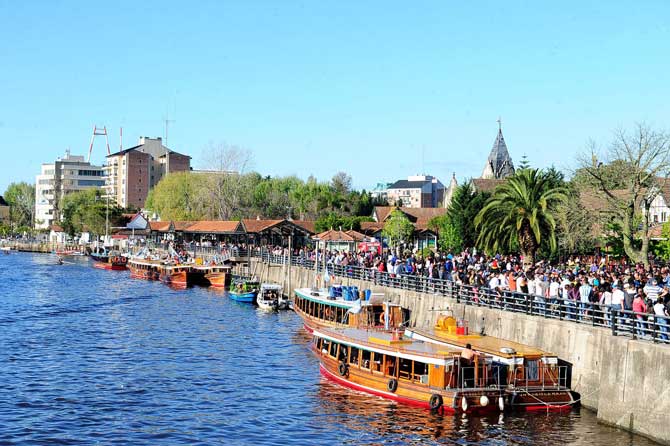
{"left": 481, "top": 119, "right": 515, "bottom": 179}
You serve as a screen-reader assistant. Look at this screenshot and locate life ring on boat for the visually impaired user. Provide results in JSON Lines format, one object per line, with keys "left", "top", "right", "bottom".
{"left": 429, "top": 394, "right": 443, "bottom": 410}
{"left": 379, "top": 312, "right": 395, "bottom": 326}
{"left": 338, "top": 361, "right": 348, "bottom": 377}
{"left": 387, "top": 378, "right": 398, "bottom": 393}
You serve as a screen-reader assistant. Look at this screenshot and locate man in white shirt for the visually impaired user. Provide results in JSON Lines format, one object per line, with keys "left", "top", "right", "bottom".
{"left": 653, "top": 297, "right": 669, "bottom": 341}
{"left": 611, "top": 284, "right": 625, "bottom": 328}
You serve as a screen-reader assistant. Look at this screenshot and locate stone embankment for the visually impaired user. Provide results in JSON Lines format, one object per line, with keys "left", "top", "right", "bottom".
{"left": 239, "top": 258, "right": 670, "bottom": 445}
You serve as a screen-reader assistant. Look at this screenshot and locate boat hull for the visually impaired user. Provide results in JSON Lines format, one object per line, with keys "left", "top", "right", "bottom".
{"left": 204, "top": 272, "right": 229, "bottom": 288}
{"left": 93, "top": 262, "right": 127, "bottom": 271}
{"left": 160, "top": 270, "right": 187, "bottom": 287}
{"left": 129, "top": 265, "right": 159, "bottom": 280}
{"left": 229, "top": 291, "right": 257, "bottom": 303}
{"left": 319, "top": 362, "right": 499, "bottom": 415}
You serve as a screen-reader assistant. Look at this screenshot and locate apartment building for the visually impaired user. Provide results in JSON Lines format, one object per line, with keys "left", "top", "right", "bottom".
{"left": 104, "top": 136, "right": 191, "bottom": 209}
{"left": 34, "top": 150, "right": 105, "bottom": 229}
{"left": 385, "top": 175, "right": 445, "bottom": 208}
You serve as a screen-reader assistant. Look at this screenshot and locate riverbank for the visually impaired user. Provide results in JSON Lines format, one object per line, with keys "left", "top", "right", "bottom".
{"left": 241, "top": 258, "right": 670, "bottom": 445}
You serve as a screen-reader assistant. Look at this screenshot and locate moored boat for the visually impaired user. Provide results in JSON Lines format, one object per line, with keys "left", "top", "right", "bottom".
{"left": 128, "top": 258, "right": 161, "bottom": 280}
{"left": 293, "top": 287, "right": 404, "bottom": 333}
{"left": 1, "top": 247, "right": 11, "bottom": 254}
{"left": 159, "top": 265, "right": 189, "bottom": 287}
{"left": 312, "top": 326, "right": 504, "bottom": 414}
{"left": 404, "top": 315, "right": 577, "bottom": 411}
{"left": 229, "top": 279, "right": 259, "bottom": 303}
{"left": 202, "top": 265, "right": 232, "bottom": 288}
{"left": 257, "top": 283, "right": 285, "bottom": 311}
{"left": 91, "top": 250, "right": 128, "bottom": 271}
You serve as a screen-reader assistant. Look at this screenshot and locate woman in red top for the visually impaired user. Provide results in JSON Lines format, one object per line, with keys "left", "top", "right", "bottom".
{"left": 632, "top": 290, "right": 648, "bottom": 337}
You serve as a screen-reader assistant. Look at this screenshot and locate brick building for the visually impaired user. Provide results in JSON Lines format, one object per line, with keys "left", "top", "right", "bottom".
{"left": 386, "top": 175, "right": 445, "bottom": 208}
{"left": 104, "top": 136, "right": 191, "bottom": 209}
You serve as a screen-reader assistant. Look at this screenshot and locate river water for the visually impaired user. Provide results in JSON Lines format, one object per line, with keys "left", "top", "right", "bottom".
{"left": 0, "top": 253, "right": 657, "bottom": 445}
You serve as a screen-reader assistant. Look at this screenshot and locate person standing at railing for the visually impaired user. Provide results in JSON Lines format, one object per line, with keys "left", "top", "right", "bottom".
{"left": 579, "top": 279, "right": 593, "bottom": 321}
{"left": 632, "top": 291, "right": 648, "bottom": 337}
{"left": 611, "top": 284, "right": 625, "bottom": 328}
{"left": 653, "top": 297, "right": 669, "bottom": 341}
{"left": 600, "top": 284, "right": 613, "bottom": 327}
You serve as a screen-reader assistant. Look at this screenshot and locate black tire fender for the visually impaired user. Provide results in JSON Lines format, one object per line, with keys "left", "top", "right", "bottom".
{"left": 338, "top": 361, "right": 348, "bottom": 377}
{"left": 429, "top": 393, "right": 443, "bottom": 410}
{"left": 387, "top": 378, "right": 398, "bottom": 393}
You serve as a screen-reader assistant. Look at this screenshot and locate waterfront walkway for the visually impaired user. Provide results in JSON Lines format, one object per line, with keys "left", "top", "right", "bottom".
{"left": 247, "top": 251, "right": 670, "bottom": 345}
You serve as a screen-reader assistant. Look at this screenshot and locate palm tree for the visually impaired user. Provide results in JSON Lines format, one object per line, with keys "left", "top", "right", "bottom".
{"left": 474, "top": 168, "right": 567, "bottom": 269}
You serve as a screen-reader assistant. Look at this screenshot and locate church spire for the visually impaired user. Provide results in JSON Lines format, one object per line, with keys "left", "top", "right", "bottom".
{"left": 481, "top": 119, "right": 515, "bottom": 179}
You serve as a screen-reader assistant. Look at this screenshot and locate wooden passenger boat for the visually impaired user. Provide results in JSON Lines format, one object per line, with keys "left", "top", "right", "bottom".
{"left": 229, "top": 279, "right": 259, "bottom": 303}
{"left": 294, "top": 287, "right": 404, "bottom": 333}
{"left": 128, "top": 259, "right": 160, "bottom": 280}
{"left": 201, "top": 265, "right": 232, "bottom": 288}
{"left": 1, "top": 247, "right": 11, "bottom": 254}
{"left": 92, "top": 255, "right": 128, "bottom": 271}
{"left": 159, "top": 265, "right": 188, "bottom": 287}
{"left": 404, "top": 316, "right": 576, "bottom": 411}
{"left": 312, "top": 327, "right": 504, "bottom": 414}
{"left": 91, "top": 250, "right": 128, "bottom": 271}
{"left": 257, "top": 283, "right": 286, "bottom": 311}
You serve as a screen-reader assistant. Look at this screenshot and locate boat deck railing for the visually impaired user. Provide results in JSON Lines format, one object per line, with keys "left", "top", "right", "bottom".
{"left": 245, "top": 251, "right": 670, "bottom": 346}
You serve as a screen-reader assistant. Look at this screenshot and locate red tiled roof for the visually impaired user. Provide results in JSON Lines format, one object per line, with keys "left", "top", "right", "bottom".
{"left": 50, "top": 224, "right": 64, "bottom": 232}
{"left": 185, "top": 220, "right": 242, "bottom": 233}
{"left": 314, "top": 229, "right": 367, "bottom": 242}
{"left": 242, "top": 219, "right": 283, "bottom": 233}
{"left": 291, "top": 220, "right": 316, "bottom": 234}
{"left": 149, "top": 221, "right": 171, "bottom": 232}
{"left": 470, "top": 178, "right": 506, "bottom": 193}
{"left": 373, "top": 206, "right": 447, "bottom": 224}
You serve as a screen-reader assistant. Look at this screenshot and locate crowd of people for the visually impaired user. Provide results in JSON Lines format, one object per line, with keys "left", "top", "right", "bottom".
{"left": 261, "top": 245, "right": 670, "bottom": 341}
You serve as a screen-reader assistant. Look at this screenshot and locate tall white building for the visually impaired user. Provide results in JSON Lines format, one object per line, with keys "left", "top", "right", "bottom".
{"left": 35, "top": 150, "right": 105, "bottom": 229}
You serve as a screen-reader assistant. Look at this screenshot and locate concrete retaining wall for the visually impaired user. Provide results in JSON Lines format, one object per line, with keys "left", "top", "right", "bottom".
{"left": 241, "top": 259, "right": 670, "bottom": 445}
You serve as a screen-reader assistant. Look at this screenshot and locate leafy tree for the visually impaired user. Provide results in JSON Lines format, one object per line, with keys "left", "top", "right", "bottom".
{"left": 4, "top": 182, "right": 35, "bottom": 230}
{"left": 446, "top": 182, "right": 490, "bottom": 248}
{"left": 475, "top": 168, "right": 568, "bottom": 268}
{"left": 577, "top": 124, "right": 670, "bottom": 266}
{"left": 145, "top": 172, "right": 209, "bottom": 221}
{"left": 651, "top": 221, "right": 670, "bottom": 260}
{"left": 60, "top": 189, "right": 123, "bottom": 237}
{"left": 428, "top": 214, "right": 463, "bottom": 252}
{"left": 382, "top": 210, "right": 414, "bottom": 252}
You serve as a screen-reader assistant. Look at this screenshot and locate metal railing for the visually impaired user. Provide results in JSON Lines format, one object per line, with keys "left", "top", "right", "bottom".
{"left": 247, "top": 250, "right": 670, "bottom": 346}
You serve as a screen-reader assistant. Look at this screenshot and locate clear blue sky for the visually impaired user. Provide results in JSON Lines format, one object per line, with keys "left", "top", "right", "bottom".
{"left": 1, "top": 1, "right": 669, "bottom": 194}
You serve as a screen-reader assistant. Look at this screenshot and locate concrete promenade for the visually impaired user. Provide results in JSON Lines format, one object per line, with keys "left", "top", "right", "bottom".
{"left": 241, "top": 258, "right": 670, "bottom": 445}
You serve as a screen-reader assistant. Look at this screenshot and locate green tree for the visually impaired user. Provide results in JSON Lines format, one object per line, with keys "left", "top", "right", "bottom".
{"left": 382, "top": 210, "right": 414, "bottom": 252}
{"left": 577, "top": 124, "right": 670, "bottom": 266}
{"left": 4, "top": 182, "right": 35, "bottom": 230}
{"left": 314, "top": 213, "right": 373, "bottom": 232}
{"left": 446, "top": 182, "right": 490, "bottom": 248}
{"left": 145, "top": 172, "right": 209, "bottom": 221}
{"left": 428, "top": 214, "right": 463, "bottom": 252}
{"left": 518, "top": 154, "right": 531, "bottom": 170}
{"left": 475, "top": 168, "right": 568, "bottom": 269}
{"left": 60, "top": 189, "right": 123, "bottom": 237}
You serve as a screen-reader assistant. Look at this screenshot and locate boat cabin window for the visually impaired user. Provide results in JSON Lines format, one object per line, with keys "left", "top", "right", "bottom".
{"left": 526, "top": 360, "right": 539, "bottom": 381}
{"left": 314, "top": 337, "right": 322, "bottom": 351}
{"left": 361, "top": 350, "right": 371, "bottom": 369}
{"left": 398, "top": 358, "right": 412, "bottom": 380}
{"left": 338, "top": 345, "right": 348, "bottom": 361}
{"left": 329, "top": 341, "right": 338, "bottom": 358}
{"left": 384, "top": 355, "right": 396, "bottom": 377}
{"left": 372, "top": 352, "right": 383, "bottom": 373}
{"left": 321, "top": 339, "right": 330, "bottom": 355}
{"left": 349, "top": 346, "right": 360, "bottom": 365}
{"left": 412, "top": 361, "right": 429, "bottom": 383}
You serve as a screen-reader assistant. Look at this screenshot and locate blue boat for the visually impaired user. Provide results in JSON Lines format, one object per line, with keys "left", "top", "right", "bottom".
{"left": 229, "top": 279, "right": 259, "bottom": 303}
